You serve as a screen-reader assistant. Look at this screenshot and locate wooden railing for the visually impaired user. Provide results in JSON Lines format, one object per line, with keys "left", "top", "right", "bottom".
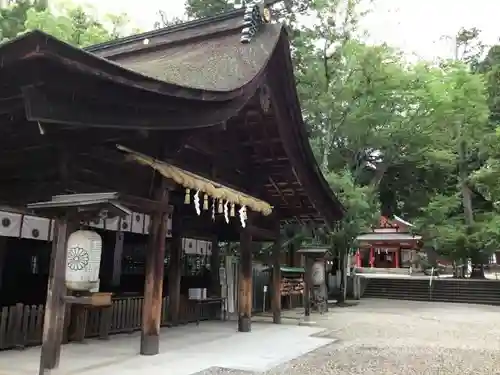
{"left": 0, "top": 295, "right": 219, "bottom": 350}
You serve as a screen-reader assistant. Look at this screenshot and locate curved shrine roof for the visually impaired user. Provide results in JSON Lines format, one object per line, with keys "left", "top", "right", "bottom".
{"left": 0, "top": 8, "right": 344, "bottom": 225}
{"left": 91, "top": 22, "right": 282, "bottom": 92}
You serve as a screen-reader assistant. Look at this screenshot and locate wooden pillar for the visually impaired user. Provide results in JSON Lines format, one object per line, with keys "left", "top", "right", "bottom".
{"left": 271, "top": 229, "right": 281, "bottom": 324}
{"left": 288, "top": 241, "right": 294, "bottom": 267}
{"left": 369, "top": 247, "right": 374, "bottom": 268}
{"left": 395, "top": 248, "right": 400, "bottom": 268}
{"left": 39, "top": 217, "right": 69, "bottom": 374}
{"left": 238, "top": 227, "right": 252, "bottom": 332}
{"left": 140, "top": 188, "right": 169, "bottom": 356}
{"left": 167, "top": 232, "right": 182, "bottom": 325}
{"left": 0, "top": 237, "right": 7, "bottom": 290}
{"left": 110, "top": 231, "right": 125, "bottom": 287}
{"left": 303, "top": 256, "right": 312, "bottom": 317}
{"left": 210, "top": 238, "right": 220, "bottom": 296}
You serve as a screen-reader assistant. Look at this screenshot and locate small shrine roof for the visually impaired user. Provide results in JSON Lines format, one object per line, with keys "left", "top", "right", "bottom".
{"left": 263, "top": 266, "right": 305, "bottom": 273}
{"left": 356, "top": 232, "right": 422, "bottom": 242}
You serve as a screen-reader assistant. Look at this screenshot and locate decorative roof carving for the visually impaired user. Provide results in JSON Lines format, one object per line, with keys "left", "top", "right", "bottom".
{"left": 241, "top": 1, "right": 271, "bottom": 44}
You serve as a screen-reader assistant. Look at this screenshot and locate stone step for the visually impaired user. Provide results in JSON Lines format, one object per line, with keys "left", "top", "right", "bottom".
{"left": 361, "top": 277, "right": 500, "bottom": 306}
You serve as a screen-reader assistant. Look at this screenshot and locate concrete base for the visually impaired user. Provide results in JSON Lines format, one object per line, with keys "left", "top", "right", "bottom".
{"left": 238, "top": 315, "right": 251, "bottom": 332}
{"left": 140, "top": 333, "right": 159, "bottom": 355}
{"left": 299, "top": 316, "right": 318, "bottom": 326}
{"left": 0, "top": 322, "right": 333, "bottom": 375}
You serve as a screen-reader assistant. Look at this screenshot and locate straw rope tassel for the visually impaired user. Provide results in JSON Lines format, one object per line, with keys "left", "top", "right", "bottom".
{"left": 203, "top": 194, "right": 209, "bottom": 210}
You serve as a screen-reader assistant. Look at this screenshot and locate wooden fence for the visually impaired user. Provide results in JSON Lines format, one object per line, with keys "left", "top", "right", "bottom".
{"left": 0, "top": 295, "right": 219, "bottom": 350}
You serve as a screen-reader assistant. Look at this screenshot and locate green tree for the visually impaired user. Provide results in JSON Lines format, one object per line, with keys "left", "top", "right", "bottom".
{"left": 153, "top": 10, "right": 185, "bottom": 29}
{"left": 479, "top": 44, "right": 500, "bottom": 124}
{"left": 23, "top": 2, "right": 128, "bottom": 46}
{"left": 414, "top": 61, "right": 492, "bottom": 277}
{"left": 185, "top": 0, "right": 234, "bottom": 19}
{"left": 1, "top": 0, "right": 130, "bottom": 47}
{"left": 185, "top": 0, "right": 311, "bottom": 34}
{"left": 326, "top": 169, "right": 379, "bottom": 301}
{"left": 295, "top": 0, "right": 496, "bottom": 281}
{"left": 0, "top": 0, "right": 47, "bottom": 41}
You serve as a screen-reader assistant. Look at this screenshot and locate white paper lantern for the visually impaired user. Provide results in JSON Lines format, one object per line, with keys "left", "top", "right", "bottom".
{"left": 65, "top": 230, "right": 102, "bottom": 291}
{"left": 311, "top": 261, "right": 325, "bottom": 286}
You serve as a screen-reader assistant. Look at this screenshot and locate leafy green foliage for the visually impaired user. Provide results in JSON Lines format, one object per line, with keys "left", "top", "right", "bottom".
{"left": 293, "top": 0, "right": 498, "bottom": 269}
{"left": 325, "top": 169, "right": 379, "bottom": 254}
{"left": 153, "top": 10, "right": 185, "bottom": 29}
{"left": 1, "top": 0, "right": 131, "bottom": 46}
{"left": 185, "top": 0, "right": 311, "bottom": 36}
{"left": 185, "top": 0, "right": 235, "bottom": 19}
{"left": 0, "top": 0, "right": 47, "bottom": 41}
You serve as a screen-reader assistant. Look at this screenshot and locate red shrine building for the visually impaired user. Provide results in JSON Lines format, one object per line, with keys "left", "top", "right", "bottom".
{"left": 354, "top": 216, "right": 422, "bottom": 269}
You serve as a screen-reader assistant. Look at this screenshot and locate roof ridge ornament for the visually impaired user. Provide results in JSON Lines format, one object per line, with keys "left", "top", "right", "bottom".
{"left": 241, "top": 0, "right": 271, "bottom": 44}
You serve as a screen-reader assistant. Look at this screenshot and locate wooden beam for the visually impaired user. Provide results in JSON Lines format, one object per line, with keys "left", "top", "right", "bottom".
{"left": 271, "top": 224, "right": 282, "bottom": 324}
{"left": 120, "top": 194, "right": 174, "bottom": 214}
{"left": 38, "top": 217, "right": 69, "bottom": 374}
{"left": 23, "top": 85, "right": 237, "bottom": 131}
{"left": 238, "top": 226, "right": 253, "bottom": 332}
{"left": 140, "top": 186, "right": 169, "bottom": 355}
{"left": 246, "top": 224, "right": 277, "bottom": 241}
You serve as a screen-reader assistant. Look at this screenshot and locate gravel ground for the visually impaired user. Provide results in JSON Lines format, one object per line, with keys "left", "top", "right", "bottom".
{"left": 196, "top": 299, "right": 500, "bottom": 375}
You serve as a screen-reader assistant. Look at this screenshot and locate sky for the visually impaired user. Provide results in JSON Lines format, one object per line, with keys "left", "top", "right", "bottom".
{"left": 74, "top": 0, "right": 500, "bottom": 61}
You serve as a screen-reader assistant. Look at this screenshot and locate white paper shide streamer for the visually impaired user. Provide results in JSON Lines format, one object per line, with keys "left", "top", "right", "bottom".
{"left": 211, "top": 198, "right": 216, "bottom": 221}
{"left": 224, "top": 201, "right": 229, "bottom": 223}
{"left": 239, "top": 205, "right": 247, "bottom": 228}
{"left": 194, "top": 190, "right": 201, "bottom": 216}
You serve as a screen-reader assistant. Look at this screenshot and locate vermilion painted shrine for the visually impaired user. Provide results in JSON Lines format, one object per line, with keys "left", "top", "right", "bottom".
{"left": 0, "top": 5, "right": 343, "bottom": 374}
{"left": 354, "top": 216, "right": 422, "bottom": 269}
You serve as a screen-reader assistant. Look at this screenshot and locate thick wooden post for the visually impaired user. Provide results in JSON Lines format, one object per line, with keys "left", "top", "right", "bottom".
{"left": 303, "top": 256, "right": 312, "bottom": 318}
{"left": 167, "top": 232, "right": 182, "bottom": 325}
{"left": 110, "top": 231, "right": 125, "bottom": 287}
{"left": 271, "top": 219, "right": 281, "bottom": 323}
{"left": 0, "top": 237, "right": 7, "bottom": 290}
{"left": 271, "top": 231, "right": 281, "bottom": 324}
{"left": 238, "top": 227, "right": 252, "bottom": 332}
{"left": 39, "top": 218, "right": 69, "bottom": 375}
{"left": 140, "top": 188, "right": 169, "bottom": 355}
{"left": 210, "top": 238, "right": 220, "bottom": 296}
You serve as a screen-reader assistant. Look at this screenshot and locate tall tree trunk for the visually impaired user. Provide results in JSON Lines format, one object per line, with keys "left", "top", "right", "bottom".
{"left": 458, "top": 139, "right": 484, "bottom": 279}
{"left": 321, "top": 128, "right": 333, "bottom": 174}
{"left": 370, "top": 162, "right": 389, "bottom": 188}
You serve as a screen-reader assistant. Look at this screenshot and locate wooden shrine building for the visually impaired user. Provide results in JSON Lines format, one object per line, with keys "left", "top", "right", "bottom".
{"left": 355, "top": 216, "right": 422, "bottom": 269}
{"left": 0, "top": 4, "right": 344, "bottom": 373}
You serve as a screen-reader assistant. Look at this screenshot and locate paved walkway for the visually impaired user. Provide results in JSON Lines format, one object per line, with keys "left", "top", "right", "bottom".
{"left": 2, "top": 300, "right": 500, "bottom": 374}
{"left": 0, "top": 321, "right": 333, "bottom": 375}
